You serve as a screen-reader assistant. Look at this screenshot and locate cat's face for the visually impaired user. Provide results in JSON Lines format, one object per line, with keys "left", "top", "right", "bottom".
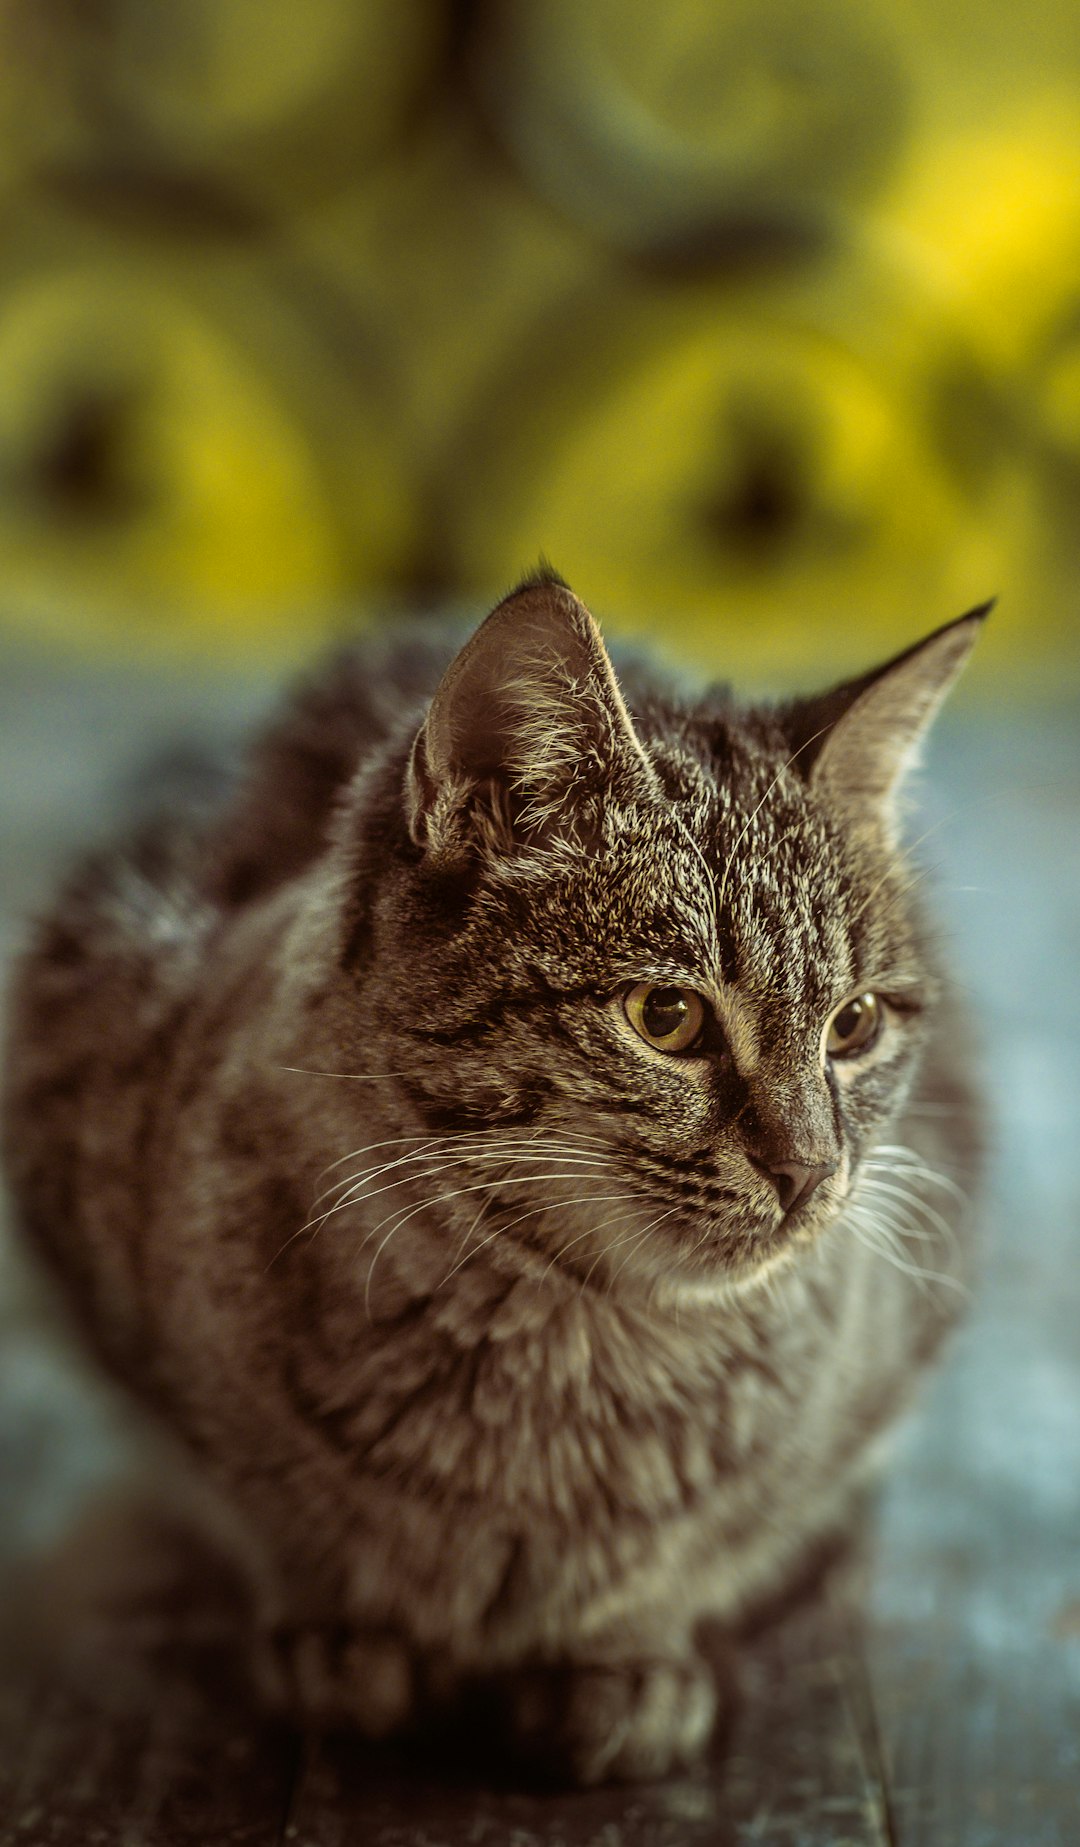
{"left": 360, "top": 576, "right": 980, "bottom": 1299}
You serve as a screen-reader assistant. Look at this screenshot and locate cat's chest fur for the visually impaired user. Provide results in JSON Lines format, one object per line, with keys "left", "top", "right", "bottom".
{"left": 162, "top": 1149, "right": 902, "bottom": 1656}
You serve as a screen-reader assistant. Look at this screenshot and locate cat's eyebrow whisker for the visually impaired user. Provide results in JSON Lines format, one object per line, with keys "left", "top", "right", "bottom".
{"left": 671, "top": 811, "right": 720, "bottom": 949}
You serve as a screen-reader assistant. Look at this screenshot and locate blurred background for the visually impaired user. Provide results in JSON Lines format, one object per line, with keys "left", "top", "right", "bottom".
{"left": 0, "top": 0, "right": 1077, "bottom": 688}
{"left": 0, "top": 6, "right": 1079, "bottom": 1835}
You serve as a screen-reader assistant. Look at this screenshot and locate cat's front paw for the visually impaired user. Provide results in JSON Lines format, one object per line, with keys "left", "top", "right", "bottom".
{"left": 252, "top": 1623, "right": 415, "bottom": 1738}
{"left": 502, "top": 1653, "right": 721, "bottom": 1785}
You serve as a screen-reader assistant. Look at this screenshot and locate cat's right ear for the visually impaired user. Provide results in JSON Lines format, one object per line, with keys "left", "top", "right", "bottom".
{"left": 786, "top": 603, "right": 990, "bottom": 839}
{"left": 405, "top": 575, "right": 660, "bottom": 865}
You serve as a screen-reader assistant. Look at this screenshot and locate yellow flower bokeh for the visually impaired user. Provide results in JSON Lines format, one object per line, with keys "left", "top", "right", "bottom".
{"left": 0, "top": 0, "right": 1076, "bottom": 693}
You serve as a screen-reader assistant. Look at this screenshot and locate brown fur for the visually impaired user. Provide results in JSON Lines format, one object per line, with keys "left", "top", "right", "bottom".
{"left": 1, "top": 574, "right": 984, "bottom": 1783}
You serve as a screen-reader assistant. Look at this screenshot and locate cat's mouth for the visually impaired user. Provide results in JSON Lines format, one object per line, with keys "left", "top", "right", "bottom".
{"left": 604, "top": 1175, "right": 848, "bottom": 1293}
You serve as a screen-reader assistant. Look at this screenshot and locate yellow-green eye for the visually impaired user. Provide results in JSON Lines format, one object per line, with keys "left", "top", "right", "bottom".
{"left": 624, "top": 983, "right": 707, "bottom": 1054}
{"left": 826, "top": 992, "right": 883, "bottom": 1059}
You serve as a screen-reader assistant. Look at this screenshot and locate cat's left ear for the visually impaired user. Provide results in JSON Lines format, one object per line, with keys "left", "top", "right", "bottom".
{"left": 786, "top": 603, "right": 991, "bottom": 835}
{"left": 406, "top": 574, "right": 661, "bottom": 863}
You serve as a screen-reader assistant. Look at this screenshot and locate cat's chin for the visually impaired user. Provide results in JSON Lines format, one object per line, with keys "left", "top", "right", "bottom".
{"left": 593, "top": 1195, "right": 849, "bottom": 1306}
{"left": 646, "top": 1239, "right": 809, "bottom": 1311}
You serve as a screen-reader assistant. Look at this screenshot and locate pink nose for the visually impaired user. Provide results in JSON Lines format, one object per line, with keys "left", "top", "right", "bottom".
{"left": 751, "top": 1157, "right": 836, "bottom": 1215}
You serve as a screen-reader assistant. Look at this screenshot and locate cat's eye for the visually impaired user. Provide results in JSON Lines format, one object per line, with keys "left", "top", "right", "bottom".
{"left": 624, "top": 983, "right": 708, "bottom": 1054}
{"left": 826, "top": 993, "right": 883, "bottom": 1059}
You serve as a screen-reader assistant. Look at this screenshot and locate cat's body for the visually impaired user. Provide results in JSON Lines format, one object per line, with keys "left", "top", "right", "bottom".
{"left": 2, "top": 576, "right": 982, "bottom": 1782}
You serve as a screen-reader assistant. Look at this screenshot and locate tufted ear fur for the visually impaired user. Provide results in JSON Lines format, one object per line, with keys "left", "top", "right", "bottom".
{"left": 785, "top": 603, "right": 991, "bottom": 837}
{"left": 406, "top": 572, "right": 661, "bottom": 864}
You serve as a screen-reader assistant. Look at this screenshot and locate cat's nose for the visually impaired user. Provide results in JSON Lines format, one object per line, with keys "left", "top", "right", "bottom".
{"left": 752, "top": 1157, "right": 836, "bottom": 1215}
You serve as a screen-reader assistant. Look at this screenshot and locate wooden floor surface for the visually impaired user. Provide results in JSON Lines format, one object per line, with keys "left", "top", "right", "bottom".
{"left": 0, "top": 653, "right": 1077, "bottom": 1844}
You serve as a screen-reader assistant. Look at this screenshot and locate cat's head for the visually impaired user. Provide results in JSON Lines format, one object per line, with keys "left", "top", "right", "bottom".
{"left": 351, "top": 570, "right": 984, "bottom": 1299}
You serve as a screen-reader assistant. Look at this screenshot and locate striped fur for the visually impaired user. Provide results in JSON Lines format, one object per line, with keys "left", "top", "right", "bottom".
{"left": 1, "top": 574, "right": 983, "bottom": 1783}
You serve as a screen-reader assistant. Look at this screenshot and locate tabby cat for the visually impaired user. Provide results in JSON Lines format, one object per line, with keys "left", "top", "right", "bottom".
{"left": 2, "top": 572, "right": 983, "bottom": 1784}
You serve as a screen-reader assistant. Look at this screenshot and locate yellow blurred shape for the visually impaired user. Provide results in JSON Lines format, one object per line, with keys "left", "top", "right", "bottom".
{"left": 451, "top": 277, "right": 1030, "bottom": 684}
{"left": 882, "top": 94, "right": 1080, "bottom": 371}
{"left": 472, "top": 0, "right": 909, "bottom": 250}
{"left": 109, "top": 0, "right": 439, "bottom": 163}
{"left": 124, "top": 0, "right": 370, "bottom": 136}
{"left": 0, "top": 260, "right": 412, "bottom": 658}
{"left": 0, "top": 0, "right": 444, "bottom": 205}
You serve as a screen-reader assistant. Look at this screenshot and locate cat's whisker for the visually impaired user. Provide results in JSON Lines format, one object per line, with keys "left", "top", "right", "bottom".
{"left": 308, "top": 1152, "right": 609, "bottom": 1255}
{"left": 867, "top": 1146, "right": 967, "bottom": 1203}
{"left": 315, "top": 1131, "right": 458, "bottom": 1187}
{"left": 447, "top": 1200, "right": 491, "bottom": 1274}
{"left": 321, "top": 1150, "right": 615, "bottom": 1233}
{"left": 317, "top": 1131, "right": 615, "bottom": 1206}
{"left": 858, "top": 1166, "right": 965, "bottom": 1257}
{"left": 532, "top": 1197, "right": 653, "bottom": 1287}
{"left": 599, "top": 1227, "right": 652, "bottom": 1295}
{"left": 846, "top": 1205, "right": 969, "bottom": 1299}
{"left": 579, "top": 1214, "right": 641, "bottom": 1293}
{"left": 313, "top": 1124, "right": 614, "bottom": 1191}
{"left": 845, "top": 1209, "right": 937, "bottom": 1297}
{"left": 854, "top": 1173, "right": 944, "bottom": 1238}
{"left": 859, "top": 1176, "right": 959, "bottom": 1246}
{"left": 276, "top": 1065, "right": 412, "bottom": 1081}
{"left": 579, "top": 1203, "right": 680, "bottom": 1294}
{"left": 317, "top": 1140, "right": 613, "bottom": 1214}
{"left": 354, "top": 1169, "right": 630, "bottom": 1309}
{"left": 851, "top": 1191, "right": 937, "bottom": 1251}
{"left": 442, "top": 1189, "right": 645, "bottom": 1291}
{"left": 281, "top": 1152, "right": 555, "bottom": 1268}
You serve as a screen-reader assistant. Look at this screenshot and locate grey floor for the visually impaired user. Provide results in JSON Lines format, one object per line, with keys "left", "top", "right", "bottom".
{"left": 0, "top": 644, "right": 1077, "bottom": 1844}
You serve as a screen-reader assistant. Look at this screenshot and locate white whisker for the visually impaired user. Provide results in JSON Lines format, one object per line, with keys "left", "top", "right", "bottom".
{"left": 846, "top": 1204, "right": 968, "bottom": 1299}
{"left": 317, "top": 1141, "right": 612, "bottom": 1215}
{"left": 357, "top": 1170, "right": 630, "bottom": 1312}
